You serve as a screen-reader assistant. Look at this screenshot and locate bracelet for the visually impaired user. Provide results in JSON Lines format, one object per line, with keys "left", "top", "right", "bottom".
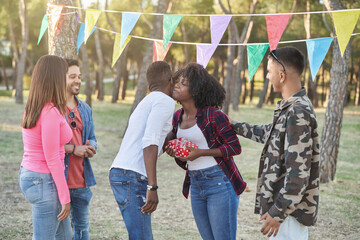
{"left": 147, "top": 185, "right": 158, "bottom": 191}
{"left": 71, "top": 145, "right": 76, "bottom": 154}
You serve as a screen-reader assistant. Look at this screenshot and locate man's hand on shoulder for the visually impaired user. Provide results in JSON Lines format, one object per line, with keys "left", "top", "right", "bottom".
{"left": 259, "top": 212, "right": 281, "bottom": 238}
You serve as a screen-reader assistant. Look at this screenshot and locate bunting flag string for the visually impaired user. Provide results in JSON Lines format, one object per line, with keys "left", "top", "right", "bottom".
{"left": 63, "top": 5, "right": 360, "bottom": 17}
{"left": 210, "top": 15, "right": 232, "bottom": 45}
{"left": 266, "top": 14, "right": 290, "bottom": 51}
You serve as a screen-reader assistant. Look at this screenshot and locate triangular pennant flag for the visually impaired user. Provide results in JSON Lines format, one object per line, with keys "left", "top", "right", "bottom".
{"left": 247, "top": 43, "right": 269, "bottom": 82}
{"left": 84, "top": 9, "right": 101, "bottom": 44}
{"left": 120, "top": 12, "right": 141, "bottom": 48}
{"left": 266, "top": 14, "right": 290, "bottom": 50}
{"left": 112, "top": 33, "right": 131, "bottom": 67}
{"left": 196, "top": 44, "right": 218, "bottom": 68}
{"left": 47, "top": 4, "right": 63, "bottom": 38}
{"left": 37, "top": 15, "right": 48, "bottom": 45}
{"left": 77, "top": 23, "right": 96, "bottom": 53}
{"left": 332, "top": 10, "right": 360, "bottom": 56}
{"left": 153, "top": 41, "right": 172, "bottom": 62}
{"left": 163, "top": 14, "right": 183, "bottom": 50}
{"left": 210, "top": 15, "right": 232, "bottom": 45}
{"left": 306, "top": 37, "right": 333, "bottom": 80}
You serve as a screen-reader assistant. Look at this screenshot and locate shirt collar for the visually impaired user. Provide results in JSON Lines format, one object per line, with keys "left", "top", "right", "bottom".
{"left": 275, "top": 87, "right": 306, "bottom": 111}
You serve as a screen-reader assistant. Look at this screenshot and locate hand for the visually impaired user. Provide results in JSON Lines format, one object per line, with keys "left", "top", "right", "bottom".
{"left": 178, "top": 147, "right": 202, "bottom": 162}
{"left": 85, "top": 140, "right": 96, "bottom": 158}
{"left": 57, "top": 203, "right": 70, "bottom": 221}
{"left": 141, "top": 190, "right": 159, "bottom": 215}
{"left": 259, "top": 212, "right": 281, "bottom": 238}
{"left": 164, "top": 145, "right": 176, "bottom": 157}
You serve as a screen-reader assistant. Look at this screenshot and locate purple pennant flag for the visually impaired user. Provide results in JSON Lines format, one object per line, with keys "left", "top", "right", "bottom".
{"left": 76, "top": 10, "right": 79, "bottom": 26}
{"left": 196, "top": 44, "right": 218, "bottom": 68}
{"left": 210, "top": 15, "right": 232, "bottom": 45}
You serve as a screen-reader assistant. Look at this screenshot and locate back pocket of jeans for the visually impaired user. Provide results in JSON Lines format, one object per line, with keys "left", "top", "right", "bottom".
{"left": 20, "top": 177, "right": 43, "bottom": 203}
{"left": 110, "top": 181, "right": 130, "bottom": 208}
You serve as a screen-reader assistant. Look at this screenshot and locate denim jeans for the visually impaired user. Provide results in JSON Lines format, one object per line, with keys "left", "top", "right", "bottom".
{"left": 109, "top": 168, "right": 152, "bottom": 240}
{"left": 19, "top": 167, "right": 72, "bottom": 240}
{"left": 69, "top": 187, "right": 92, "bottom": 240}
{"left": 189, "top": 165, "right": 240, "bottom": 240}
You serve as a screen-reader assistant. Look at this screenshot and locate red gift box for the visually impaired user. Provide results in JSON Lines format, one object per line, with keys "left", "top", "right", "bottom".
{"left": 167, "top": 137, "right": 198, "bottom": 158}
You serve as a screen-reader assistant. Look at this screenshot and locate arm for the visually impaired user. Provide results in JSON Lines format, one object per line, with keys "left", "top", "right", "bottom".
{"left": 232, "top": 120, "right": 272, "bottom": 144}
{"left": 140, "top": 100, "right": 174, "bottom": 214}
{"left": 267, "top": 110, "right": 314, "bottom": 221}
{"left": 41, "top": 109, "right": 70, "bottom": 220}
{"left": 141, "top": 145, "right": 159, "bottom": 214}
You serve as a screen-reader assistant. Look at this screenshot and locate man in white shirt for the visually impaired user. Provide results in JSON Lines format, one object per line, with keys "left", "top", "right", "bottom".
{"left": 109, "top": 61, "right": 175, "bottom": 240}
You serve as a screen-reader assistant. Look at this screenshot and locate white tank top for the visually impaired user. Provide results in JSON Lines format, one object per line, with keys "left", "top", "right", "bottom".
{"left": 177, "top": 124, "right": 218, "bottom": 170}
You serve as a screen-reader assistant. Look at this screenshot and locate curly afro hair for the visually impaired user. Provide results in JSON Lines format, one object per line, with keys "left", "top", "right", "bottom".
{"left": 173, "top": 63, "right": 225, "bottom": 109}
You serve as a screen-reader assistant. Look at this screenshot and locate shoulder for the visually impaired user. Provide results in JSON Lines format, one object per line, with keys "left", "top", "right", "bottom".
{"left": 77, "top": 98, "right": 92, "bottom": 111}
{"left": 41, "top": 104, "right": 63, "bottom": 121}
{"left": 203, "top": 107, "right": 227, "bottom": 119}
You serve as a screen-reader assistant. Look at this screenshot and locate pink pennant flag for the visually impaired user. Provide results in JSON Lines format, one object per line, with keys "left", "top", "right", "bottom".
{"left": 47, "top": 4, "right": 64, "bottom": 38}
{"left": 153, "top": 41, "right": 172, "bottom": 62}
{"left": 196, "top": 44, "right": 217, "bottom": 68}
{"left": 266, "top": 14, "right": 290, "bottom": 50}
{"left": 210, "top": 15, "right": 232, "bottom": 45}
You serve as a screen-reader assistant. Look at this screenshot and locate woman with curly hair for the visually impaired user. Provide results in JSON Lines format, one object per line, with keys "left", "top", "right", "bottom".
{"left": 165, "top": 63, "right": 247, "bottom": 240}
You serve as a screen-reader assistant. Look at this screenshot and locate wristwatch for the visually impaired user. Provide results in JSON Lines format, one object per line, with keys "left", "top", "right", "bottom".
{"left": 147, "top": 185, "right": 158, "bottom": 191}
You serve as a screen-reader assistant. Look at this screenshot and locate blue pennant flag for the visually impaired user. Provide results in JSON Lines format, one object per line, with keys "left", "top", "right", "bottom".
{"left": 306, "top": 37, "right": 333, "bottom": 80}
{"left": 77, "top": 22, "right": 96, "bottom": 53}
{"left": 121, "top": 12, "right": 141, "bottom": 48}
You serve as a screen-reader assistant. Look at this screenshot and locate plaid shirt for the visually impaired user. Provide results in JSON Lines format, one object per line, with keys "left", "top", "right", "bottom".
{"left": 172, "top": 107, "right": 247, "bottom": 198}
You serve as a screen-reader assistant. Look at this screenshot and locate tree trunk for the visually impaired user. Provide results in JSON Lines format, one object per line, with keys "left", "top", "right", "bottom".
{"left": 320, "top": 0, "right": 351, "bottom": 183}
{"left": 8, "top": 15, "right": 19, "bottom": 91}
{"left": 94, "top": 28, "right": 104, "bottom": 101}
{"left": 129, "top": 0, "right": 171, "bottom": 114}
{"left": 121, "top": 60, "right": 129, "bottom": 100}
{"left": 16, "top": 0, "right": 29, "bottom": 104}
{"left": 0, "top": 58, "right": 9, "bottom": 90}
{"left": 304, "top": 0, "right": 318, "bottom": 107}
{"left": 232, "top": 0, "right": 258, "bottom": 111}
{"left": 181, "top": 22, "right": 190, "bottom": 63}
{"left": 74, "top": 0, "right": 92, "bottom": 106}
{"left": 257, "top": 58, "right": 269, "bottom": 108}
{"left": 47, "top": 0, "right": 77, "bottom": 58}
{"left": 355, "top": 58, "right": 360, "bottom": 106}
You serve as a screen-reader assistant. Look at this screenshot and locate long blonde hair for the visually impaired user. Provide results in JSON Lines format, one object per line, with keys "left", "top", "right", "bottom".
{"left": 23, "top": 55, "right": 68, "bottom": 129}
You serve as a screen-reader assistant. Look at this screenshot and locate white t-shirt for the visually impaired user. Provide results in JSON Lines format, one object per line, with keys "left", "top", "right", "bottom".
{"left": 177, "top": 124, "right": 218, "bottom": 170}
{"left": 111, "top": 91, "right": 175, "bottom": 177}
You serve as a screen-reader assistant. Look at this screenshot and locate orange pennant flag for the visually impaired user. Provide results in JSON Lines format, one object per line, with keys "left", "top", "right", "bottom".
{"left": 153, "top": 41, "right": 172, "bottom": 62}
{"left": 47, "top": 4, "right": 64, "bottom": 38}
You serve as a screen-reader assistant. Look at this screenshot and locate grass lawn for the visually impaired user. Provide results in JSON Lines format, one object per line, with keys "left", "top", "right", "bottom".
{"left": 0, "top": 93, "right": 359, "bottom": 239}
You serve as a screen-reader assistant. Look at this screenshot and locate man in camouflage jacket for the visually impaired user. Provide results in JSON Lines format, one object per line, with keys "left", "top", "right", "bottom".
{"left": 233, "top": 47, "right": 319, "bottom": 240}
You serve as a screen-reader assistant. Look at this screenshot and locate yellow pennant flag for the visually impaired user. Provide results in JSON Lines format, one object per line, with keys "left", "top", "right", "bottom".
{"left": 112, "top": 33, "right": 131, "bottom": 67}
{"left": 332, "top": 10, "right": 360, "bottom": 56}
{"left": 85, "top": 9, "right": 101, "bottom": 44}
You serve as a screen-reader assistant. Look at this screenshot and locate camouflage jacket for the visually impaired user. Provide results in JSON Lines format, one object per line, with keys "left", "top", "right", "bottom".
{"left": 232, "top": 88, "right": 319, "bottom": 226}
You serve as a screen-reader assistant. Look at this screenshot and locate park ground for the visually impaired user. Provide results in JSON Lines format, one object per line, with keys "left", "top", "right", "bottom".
{"left": 0, "top": 92, "right": 360, "bottom": 239}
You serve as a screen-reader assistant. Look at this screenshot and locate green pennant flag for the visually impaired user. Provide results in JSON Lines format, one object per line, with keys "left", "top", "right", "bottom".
{"left": 37, "top": 15, "right": 48, "bottom": 45}
{"left": 247, "top": 44, "right": 269, "bottom": 82}
{"left": 163, "top": 14, "right": 183, "bottom": 50}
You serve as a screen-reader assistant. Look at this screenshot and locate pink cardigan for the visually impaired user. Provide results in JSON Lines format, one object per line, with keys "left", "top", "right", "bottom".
{"left": 22, "top": 103, "right": 72, "bottom": 205}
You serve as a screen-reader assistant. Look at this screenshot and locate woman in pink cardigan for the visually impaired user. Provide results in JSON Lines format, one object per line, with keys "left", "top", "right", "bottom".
{"left": 19, "top": 55, "right": 73, "bottom": 239}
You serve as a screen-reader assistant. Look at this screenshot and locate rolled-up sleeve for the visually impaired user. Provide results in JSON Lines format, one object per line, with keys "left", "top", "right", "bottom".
{"left": 142, "top": 100, "right": 173, "bottom": 149}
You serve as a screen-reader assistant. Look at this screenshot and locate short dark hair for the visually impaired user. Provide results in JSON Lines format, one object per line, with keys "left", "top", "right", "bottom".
{"left": 146, "top": 61, "right": 172, "bottom": 90}
{"left": 269, "top": 47, "right": 304, "bottom": 75}
{"left": 173, "top": 63, "right": 225, "bottom": 109}
{"left": 65, "top": 59, "right": 79, "bottom": 68}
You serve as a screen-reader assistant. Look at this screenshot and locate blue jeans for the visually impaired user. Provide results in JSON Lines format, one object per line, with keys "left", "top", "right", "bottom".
{"left": 109, "top": 168, "right": 152, "bottom": 240}
{"left": 19, "top": 167, "right": 72, "bottom": 240}
{"left": 69, "top": 187, "right": 92, "bottom": 240}
{"left": 189, "top": 165, "right": 240, "bottom": 240}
